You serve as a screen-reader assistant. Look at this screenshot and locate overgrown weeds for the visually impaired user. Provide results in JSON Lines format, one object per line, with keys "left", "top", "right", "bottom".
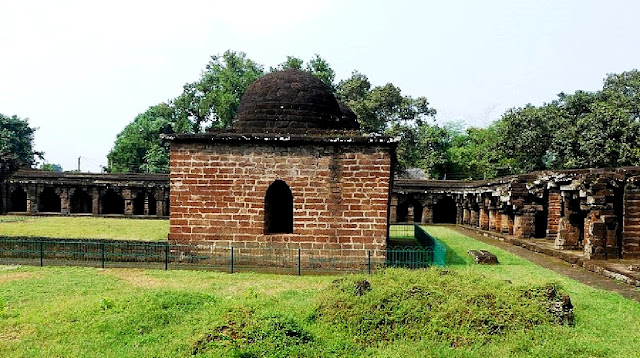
{"left": 315, "top": 269, "right": 571, "bottom": 347}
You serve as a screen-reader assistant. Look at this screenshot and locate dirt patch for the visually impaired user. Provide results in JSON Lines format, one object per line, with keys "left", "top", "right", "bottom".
{"left": 0, "top": 272, "right": 40, "bottom": 284}
{"left": 100, "top": 268, "right": 214, "bottom": 290}
{"left": 100, "top": 269, "right": 172, "bottom": 288}
{"left": 0, "top": 324, "right": 35, "bottom": 341}
{"left": 220, "top": 277, "right": 327, "bottom": 297}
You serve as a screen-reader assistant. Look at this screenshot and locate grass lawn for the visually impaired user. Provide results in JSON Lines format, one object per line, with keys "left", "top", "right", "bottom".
{"left": 0, "top": 216, "right": 168, "bottom": 241}
{"left": 0, "top": 226, "right": 639, "bottom": 357}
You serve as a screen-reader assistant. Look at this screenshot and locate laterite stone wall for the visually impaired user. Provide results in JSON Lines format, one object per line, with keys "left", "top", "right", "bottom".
{"left": 169, "top": 142, "right": 392, "bottom": 258}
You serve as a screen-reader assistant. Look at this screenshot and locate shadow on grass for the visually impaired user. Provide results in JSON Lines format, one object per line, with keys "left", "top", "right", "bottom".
{"left": 442, "top": 241, "right": 468, "bottom": 266}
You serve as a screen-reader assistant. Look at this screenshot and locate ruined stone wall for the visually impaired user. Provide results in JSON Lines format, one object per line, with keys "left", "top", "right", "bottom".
{"left": 169, "top": 142, "right": 392, "bottom": 258}
{"left": 623, "top": 176, "right": 640, "bottom": 258}
{"left": 1, "top": 170, "right": 169, "bottom": 217}
{"left": 392, "top": 167, "right": 640, "bottom": 259}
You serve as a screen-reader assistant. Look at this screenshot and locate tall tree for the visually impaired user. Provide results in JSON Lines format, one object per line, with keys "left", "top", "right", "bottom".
{"left": 172, "top": 50, "right": 264, "bottom": 131}
{"left": 0, "top": 113, "right": 42, "bottom": 177}
{"left": 107, "top": 103, "right": 179, "bottom": 173}
{"left": 108, "top": 51, "right": 438, "bottom": 176}
{"left": 336, "top": 71, "right": 437, "bottom": 175}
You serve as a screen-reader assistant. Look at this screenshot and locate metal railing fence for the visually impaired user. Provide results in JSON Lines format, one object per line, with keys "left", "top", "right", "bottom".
{"left": 414, "top": 225, "right": 447, "bottom": 267}
{"left": 0, "top": 236, "right": 438, "bottom": 275}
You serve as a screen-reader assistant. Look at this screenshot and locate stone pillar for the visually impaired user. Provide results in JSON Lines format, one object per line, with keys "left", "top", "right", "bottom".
{"left": 463, "top": 207, "right": 470, "bottom": 225}
{"left": 407, "top": 205, "right": 414, "bottom": 223}
{"left": 479, "top": 206, "right": 489, "bottom": 230}
{"left": 623, "top": 177, "right": 640, "bottom": 258}
{"left": 555, "top": 196, "right": 583, "bottom": 250}
{"left": 0, "top": 182, "right": 6, "bottom": 214}
{"left": 144, "top": 193, "right": 150, "bottom": 216}
{"left": 60, "top": 187, "right": 70, "bottom": 215}
{"left": 488, "top": 208, "right": 497, "bottom": 231}
{"left": 92, "top": 188, "right": 100, "bottom": 215}
{"left": 514, "top": 207, "right": 536, "bottom": 238}
{"left": 547, "top": 190, "right": 562, "bottom": 240}
{"left": 156, "top": 188, "right": 167, "bottom": 217}
{"left": 470, "top": 208, "right": 479, "bottom": 227}
{"left": 500, "top": 212, "right": 510, "bottom": 234}
{"left": 421, "top": 204, "right": 432, "bottom": 224}
{"left": 123, "top": 188, "right": 133, "bottom": 215}
{"left": 389, "top": 196, "right": 398, "bottom": 224}
{"left": 584, "top": 210, "right": 619, "bottom": 259}
{"left": 157, "top": 198, "right": 165, "bottom": 217}
{"left": 456, "top": 205, "right": 464, "bottom": 225}
{"left": 27, "top": 184, "right": 37, "bottom": 213}
{"left": 495, "top": 210, "right": 503, "bottom": 233}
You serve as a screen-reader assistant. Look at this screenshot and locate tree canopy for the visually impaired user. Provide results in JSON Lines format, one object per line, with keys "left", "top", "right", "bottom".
{"left": 0, "top": 113, "right": 41, "bottom": 177}
{"left": 107, "top": 49, "right": 640, "bottom": 179}
{"left": 108, "top": 51, "right": 437, "bottom": 175}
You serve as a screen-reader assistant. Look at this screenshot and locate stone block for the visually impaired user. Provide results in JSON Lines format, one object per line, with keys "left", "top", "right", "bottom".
{"left": 467, "top": 250, "right": 499, "bottom": 264}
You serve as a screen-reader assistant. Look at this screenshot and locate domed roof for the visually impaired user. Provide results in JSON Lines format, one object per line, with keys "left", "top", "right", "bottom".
{"left": 234, "top": 69, "right": 349, "bottom": 133}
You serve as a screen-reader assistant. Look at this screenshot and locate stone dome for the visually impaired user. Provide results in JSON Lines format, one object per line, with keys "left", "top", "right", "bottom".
{"left": 234, "top": 69, "right": 347, "bottom": 132}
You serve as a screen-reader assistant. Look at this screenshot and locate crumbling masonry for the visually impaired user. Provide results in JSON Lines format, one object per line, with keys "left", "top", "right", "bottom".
{"left": 391, "top": 167, "right": 640, "bottom": 259}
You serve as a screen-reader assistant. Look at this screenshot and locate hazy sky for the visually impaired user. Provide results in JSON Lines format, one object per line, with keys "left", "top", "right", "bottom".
{"left": 1, "top": 0, "right": 639, "bottom": 172}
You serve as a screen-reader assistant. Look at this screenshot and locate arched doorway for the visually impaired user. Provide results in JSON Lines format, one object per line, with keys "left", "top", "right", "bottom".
{"left": 433, "top": 196, "right": 457, "bottom": 223}
{"left": 9, "top": 187, "right": 27, "bottom": 212}
{"left": 102, "top": 189, "right": 124, "bottom": 214}
{"left": 264, "top": 180, "right": 293, "bottom": 234}
{"left": 70, "top": 189, "right": 92, "bottom": 214}
{"left": 39, "top": 187, "right": 61, "bottom": 213}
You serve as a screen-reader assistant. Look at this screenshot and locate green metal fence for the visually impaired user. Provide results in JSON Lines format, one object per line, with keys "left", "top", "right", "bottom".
{"left": 0, "top": 236, "right": 438, "bottom": 275}
{"left": 413, "top": 224, "right": 447, "bottom": 267}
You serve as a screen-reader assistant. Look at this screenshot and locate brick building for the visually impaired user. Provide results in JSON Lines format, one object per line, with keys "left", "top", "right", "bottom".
{"left": 165, "top": 70, "right": 397, "bottom": 258}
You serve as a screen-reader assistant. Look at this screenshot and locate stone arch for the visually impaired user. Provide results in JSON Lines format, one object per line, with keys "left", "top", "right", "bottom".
{"left": 9, "top": 187, "right": 27, "bottom": 212}
{"left": 264, "top": 180, "right": 293, "bottom": 234}
{"left": 70, "top": 189, "right": 92, "bottom": 214}
{"left": 38, "top": 187, "right": 61, "bottom": 213}
{"left": 102, "top": 188, "right": 124, "bottom": 215}
{"left": 433, "top": 196, "right": 457, "bottom": 223}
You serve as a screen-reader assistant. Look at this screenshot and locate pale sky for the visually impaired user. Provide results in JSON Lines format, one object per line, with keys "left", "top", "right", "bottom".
{"left": 1, "top": 0, "right": 639, "bottom": 172}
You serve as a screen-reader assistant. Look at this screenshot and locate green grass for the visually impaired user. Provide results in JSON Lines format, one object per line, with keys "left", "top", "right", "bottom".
{"left": 0, "top": 216, "right": 168, "bottom": 241}
{"left": 0, "top": 226, "right": 640, "bottom": 357}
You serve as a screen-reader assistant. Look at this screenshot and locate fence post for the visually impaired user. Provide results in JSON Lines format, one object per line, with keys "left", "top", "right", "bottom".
{"left": 368, "top": 250, "right": 371, "bottom": 274}
{"left": 164, "top": 244, "right": 169, "bottom": 271}
{"left": 101, "top": 243, "right": 105, "bottom": 269}
{"left": 39, "top": 241, "right": 44, "bottom": 267}
{"left": 297, "top": 248, "right": 301, "bottom": 276}
{"left": 230, "top": 247, "right": 234, "bottom": 274}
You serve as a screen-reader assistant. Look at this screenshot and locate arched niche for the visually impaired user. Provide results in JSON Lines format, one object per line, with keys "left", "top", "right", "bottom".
{"left": 264, "top": 180, "right": 294, "bottom": 234}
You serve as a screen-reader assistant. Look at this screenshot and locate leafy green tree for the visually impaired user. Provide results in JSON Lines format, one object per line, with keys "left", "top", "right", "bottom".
{"left": 108, "top": 51, "right": 439, "bottom": 176}
{"left": 494, "top": 104, "right": 553, "bottom": 173}
{"left": 272, "top": 56, "right": 304, "bottom": 71}
{"left": 336, "top": 71, "right": 437, "bottom": 176}
{"left": 446, "top": 125, "right": 505, "bottom": 179}
{"left": 336, "top": 71, "right": 436, "bottom": 134}
{"left": 172, "top": 50, "right": 264, "bottom": 131}
{"left": 40, "top": 163, "right": 63, "bottom": 172}
{"left": 107, "top": 104, "right": 179, "bottom": 173}
{"left": 0, "top": 113, "right": 42, "bottom": 177}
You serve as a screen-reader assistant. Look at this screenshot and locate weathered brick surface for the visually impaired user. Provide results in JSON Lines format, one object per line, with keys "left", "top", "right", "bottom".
{"left": 169, "top": 142, "right": 391, "bottom": 256}
{"left": 514, "top": 211, "right": 535, "bottom": 238}
{"left": 547, "top": 191, "right": 562, "bottom": 240}
{"left": 623, "top": 178, "right": 640, "bottom": 258}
